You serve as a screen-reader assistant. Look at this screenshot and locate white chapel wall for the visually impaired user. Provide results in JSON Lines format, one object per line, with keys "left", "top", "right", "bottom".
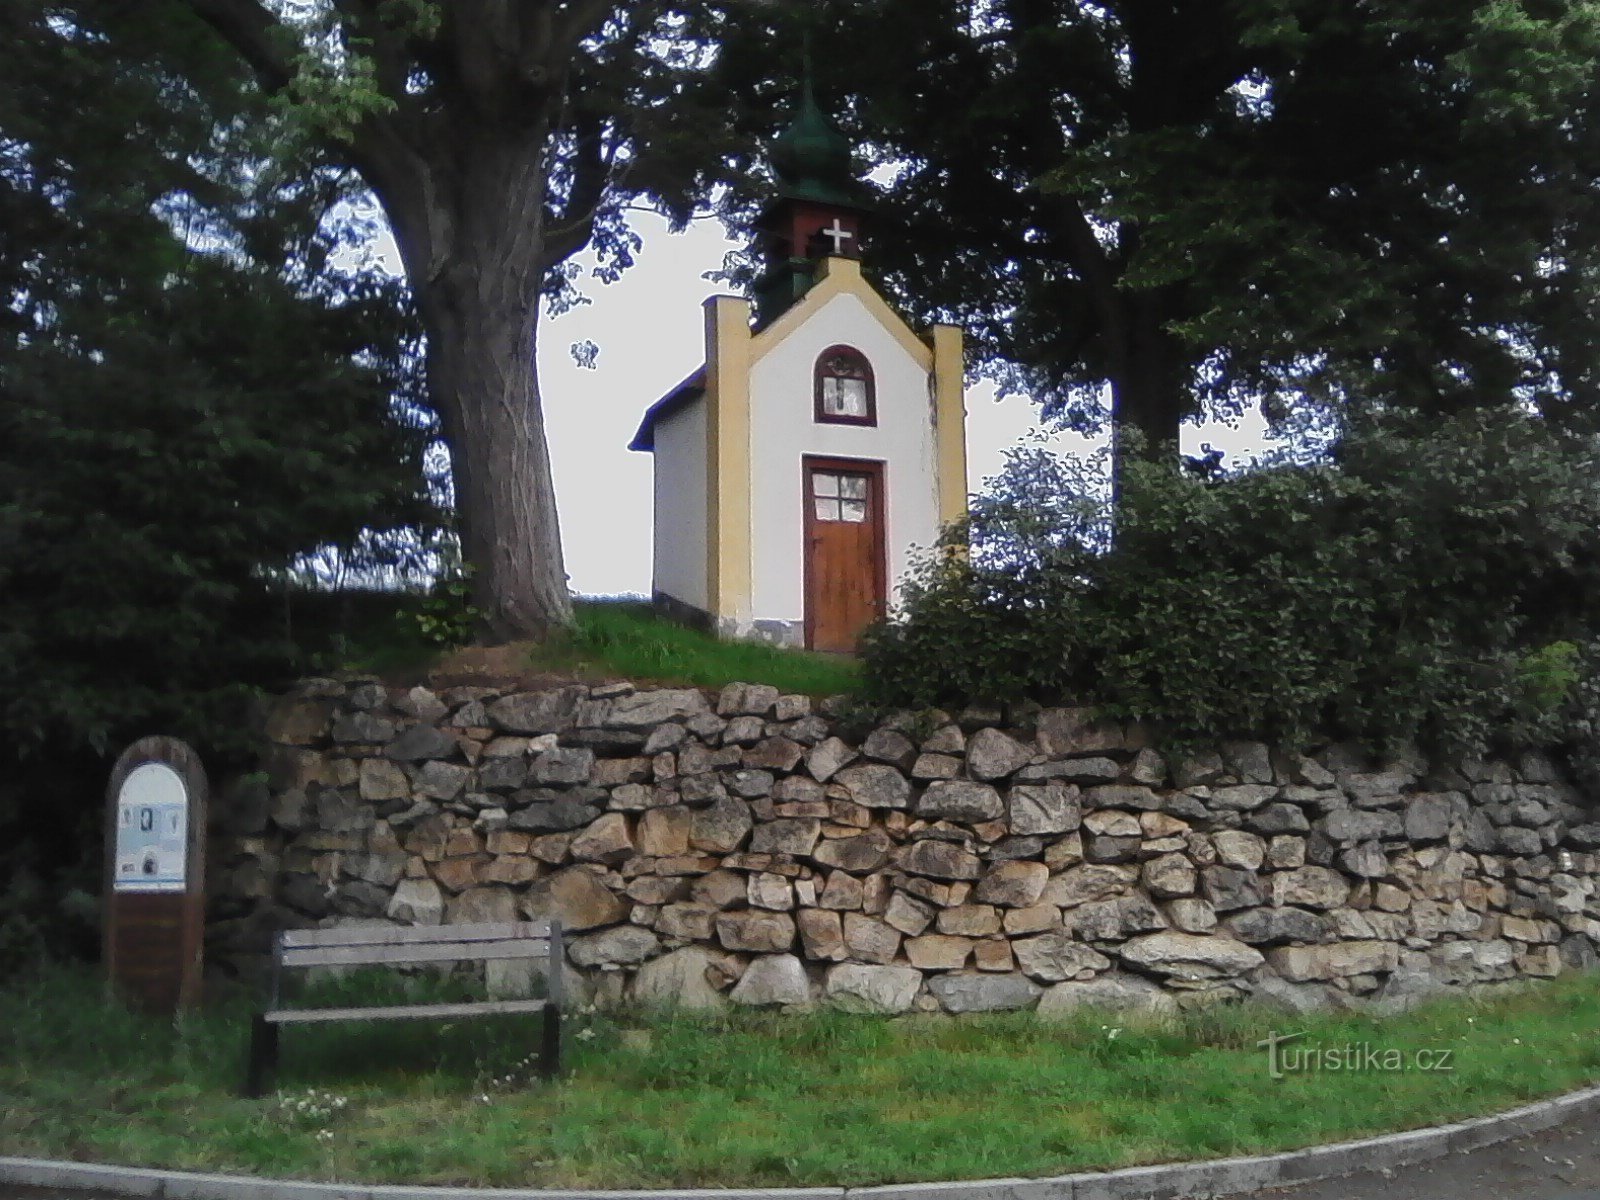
{"left": 651, "top": 400, "right": 709, "bottom": 613}
{"left": 747, "top": 290, "right": 943, "bottom": 627}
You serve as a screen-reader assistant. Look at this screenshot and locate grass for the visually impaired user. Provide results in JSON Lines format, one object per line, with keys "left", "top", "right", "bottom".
{"left": 4, "top": 965, "right": 1600, "bottom": 1188}
{"left": 540, "top": 599, "right": 861, "bottom": 696}
{"left": 323, "top": 594, "right": 861, "bottom": 697}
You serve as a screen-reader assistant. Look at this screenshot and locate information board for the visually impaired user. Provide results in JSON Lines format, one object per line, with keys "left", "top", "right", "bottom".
{"left": 113, "top": 763, "right": 189, "bottom": 892}
{"left": 104, "top": 737, "right": 207, "bottom": 1015}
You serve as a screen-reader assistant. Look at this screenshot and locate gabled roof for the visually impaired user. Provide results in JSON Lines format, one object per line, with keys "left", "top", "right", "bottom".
{"left": 751, "top": 257, "right": 933, "bottom": 372}
{"left": 628, "top": 365, "right": 706, "bottom": 452}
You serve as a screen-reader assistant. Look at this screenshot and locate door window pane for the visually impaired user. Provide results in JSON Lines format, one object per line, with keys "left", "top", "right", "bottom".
{"left": 812, "top": 471, "right": 870, "bottom": 523}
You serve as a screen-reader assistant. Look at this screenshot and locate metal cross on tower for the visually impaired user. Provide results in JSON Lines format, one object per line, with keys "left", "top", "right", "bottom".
{"left": 822, "top": 217, "right": 854, "bottom": 255}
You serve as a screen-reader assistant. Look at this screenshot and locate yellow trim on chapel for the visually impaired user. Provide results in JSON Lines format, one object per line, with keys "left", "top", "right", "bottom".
{"left": 703, "top": 295, "right": 754, "bottom": 624}
{"left": 750, "top": 257, "right": 935, "bottom": 371}
{"left": 930, "top": 323, "right": 970, "bottom": 527}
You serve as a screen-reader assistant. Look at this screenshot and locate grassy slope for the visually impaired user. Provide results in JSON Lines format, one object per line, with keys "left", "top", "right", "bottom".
{"left": 4, "top": 966, "right": 1598, "bottom": 1188}
{"left": 336, "top": 597, "right": 860, "bottom": 697}
{"left": 541, "top": 600, "right": 860, "bottom": 696}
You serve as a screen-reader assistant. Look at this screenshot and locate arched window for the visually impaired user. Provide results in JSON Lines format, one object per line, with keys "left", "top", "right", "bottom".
{"left": 814, "top": 345, "right": 876, "bottom": 426}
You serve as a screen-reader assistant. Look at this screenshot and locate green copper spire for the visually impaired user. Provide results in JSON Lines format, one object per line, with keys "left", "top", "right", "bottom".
{"left": 768, "top": 52, "right": 864, "bottom": 208}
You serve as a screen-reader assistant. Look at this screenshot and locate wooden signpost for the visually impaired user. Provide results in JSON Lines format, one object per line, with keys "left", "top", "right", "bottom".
{"left": 104, "top": 736, "right": 208, "bottom": 1015}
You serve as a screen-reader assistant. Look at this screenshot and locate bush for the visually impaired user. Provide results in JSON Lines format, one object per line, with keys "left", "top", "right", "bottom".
{"left": 862, "top": 411, "right": 1600, "bottom": 757}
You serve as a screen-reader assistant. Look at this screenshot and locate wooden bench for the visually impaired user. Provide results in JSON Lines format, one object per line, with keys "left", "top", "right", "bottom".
{"left": 243, "top": 919, "right": 563, "bottom": 1097}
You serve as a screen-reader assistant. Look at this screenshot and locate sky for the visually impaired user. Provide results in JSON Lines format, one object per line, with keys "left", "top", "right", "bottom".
{"left": 365, "top": 207, "right": 1272, "bottom": 597}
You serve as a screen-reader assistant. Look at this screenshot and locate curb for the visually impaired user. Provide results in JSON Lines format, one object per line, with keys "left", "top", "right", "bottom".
{"left": 6, "top": 1082, "right": 1600, "bottom": 1200}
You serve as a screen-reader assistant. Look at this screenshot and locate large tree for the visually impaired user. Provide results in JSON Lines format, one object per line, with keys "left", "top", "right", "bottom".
{"left": 0, "top": 3, "right": 436, "bottom": 962}
{"left": 153, "top": 0, "right": 739, "bottom": 640}
{"left": 707, "top": 2, "right": 1600, "bottom": 467}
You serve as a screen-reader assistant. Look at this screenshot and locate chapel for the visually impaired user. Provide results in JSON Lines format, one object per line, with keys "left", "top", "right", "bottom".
{"left": 628, "top": 81, "right": 968, "bottom": 653}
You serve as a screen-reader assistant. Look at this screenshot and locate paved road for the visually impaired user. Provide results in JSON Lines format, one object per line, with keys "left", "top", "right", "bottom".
{"left": 1256, "top": 1117, "right": 1600, "bottom": 1198}
{"left": 6, "top": 1121, "right": 1600, "bottom": 1200}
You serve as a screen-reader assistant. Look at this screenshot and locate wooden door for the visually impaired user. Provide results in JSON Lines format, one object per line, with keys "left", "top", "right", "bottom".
{"left": 804, "top": 458, "right": 886, "bottom": 653}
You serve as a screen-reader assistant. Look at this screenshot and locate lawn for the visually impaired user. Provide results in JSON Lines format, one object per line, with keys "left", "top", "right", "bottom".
{"left": 4, "top": 965, "right": 1599, "bottom": 1188}
{"left": 533, "top": 598, "right": 861, "bottom": 696}
{"left": 327, "top": 594, "right": 861, "bottom": 697}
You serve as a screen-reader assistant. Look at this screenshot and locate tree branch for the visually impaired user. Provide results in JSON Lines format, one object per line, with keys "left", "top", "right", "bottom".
{"left": 331, "top": 0, "right": 412, "bottom": 113}
{"left": 443, "top": 0, "right": 520, "bottom": 117}
{"left": 542, "top": 114, "right": 609, "bottom": 264}
{"left": 518, "top": 0, "right": 618, "bottom": 86}
{"left": 179, "top": 0, "right": 297, "bottom": 93}
{"left": 552, "top": 0, "right": 616, "bottom": 54}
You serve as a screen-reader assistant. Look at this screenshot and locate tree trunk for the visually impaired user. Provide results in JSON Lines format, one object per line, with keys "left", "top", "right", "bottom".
{"left": 415, "top": 239, "right": 574, "bottom": 643}
{"left": 1106, "top": 289, "right": 1188, "bottom": 495}
{"left": 422, "top": 289, "right": 573, "bottom": 642}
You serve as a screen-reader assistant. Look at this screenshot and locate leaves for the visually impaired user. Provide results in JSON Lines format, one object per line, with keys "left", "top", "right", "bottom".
{"left": 864, "top": 410, "right": 1600, "bottom": 758}
{"left": 0, "top": 0, "right": 440, "bottom": 956}
{"left": 697, "top": 1, "right": 1600, "bottom": 456}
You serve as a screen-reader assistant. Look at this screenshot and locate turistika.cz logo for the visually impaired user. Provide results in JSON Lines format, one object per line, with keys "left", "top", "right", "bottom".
{"left": 1257, "top": 1030, "right": 1456, "bottom": 1079}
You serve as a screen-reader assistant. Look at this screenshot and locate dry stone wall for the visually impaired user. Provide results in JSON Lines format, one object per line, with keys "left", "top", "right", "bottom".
{"left": 209, "top": 676, "right": 1600, "bottom": 1015}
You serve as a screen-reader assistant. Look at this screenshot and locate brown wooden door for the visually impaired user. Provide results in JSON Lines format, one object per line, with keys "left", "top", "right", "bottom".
{"left": 804, "top": 458, "right": 886, "bottom": 653}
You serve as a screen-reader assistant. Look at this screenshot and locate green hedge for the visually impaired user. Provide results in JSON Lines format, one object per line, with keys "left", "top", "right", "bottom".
{"left": 863, "top": 411, "right": 1600, "bottom": 757}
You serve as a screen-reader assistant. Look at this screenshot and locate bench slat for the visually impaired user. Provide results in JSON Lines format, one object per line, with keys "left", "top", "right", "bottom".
{"left": 278, "top": 921, "right": 550, "bottom": 950}
{"left": 281, "top": 940, "right": 553, "bottom": 969}
{"left": 264, "top": 999, "right": 547, "bottom": 1024}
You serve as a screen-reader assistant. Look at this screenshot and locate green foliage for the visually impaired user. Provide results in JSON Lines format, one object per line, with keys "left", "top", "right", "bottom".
{"left": 1555, "top": 638, "right": 1600, "bottom": 792}
{"left": 411, "top": 566, "right": 481, "bottom": 649}
{"left": 1516, "top": 641, "right": 1582, "bottom": 726}
{"left": 863, "top": 411, "right": 1600, "bottom": 757}
{"left": 701, "top": 2, "right": 1600, "bottom": 458}
{"left": 271, "top": 2, "right": 401, "bottom": 146}
{"left": 0, "top": 3, "right": 439, "bottom": 964}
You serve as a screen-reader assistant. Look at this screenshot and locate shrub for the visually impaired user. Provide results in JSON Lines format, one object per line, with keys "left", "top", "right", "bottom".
{"left": 862, "top": 411, "right": 1600, "bottom": 757}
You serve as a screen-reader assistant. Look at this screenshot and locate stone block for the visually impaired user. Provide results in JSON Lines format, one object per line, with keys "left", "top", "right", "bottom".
{"left": 569, "top": 813, "right": 634, "bottom": 863}
{"left": 964, "top": 727, "right": 1033, "bottom": 780}
{"left": 630, "top": 947, "right": 727, "bottom": 1010}
{"left": 927, "top": 972, "right": 1041, "bottom": 1013}
{"left": 727, "top": 953, "right": 812, "bottom": 1006}
{"left": 831, "top": 762, "right": 912, "bottom": 810}
{"left": 568, "top": 924, "right": 660, "bottom": 967}
{"left": 748, "top": 872, "right": 794, "bottom": 912}
{"left": 806, "top": 737, "right": 858, "bottom": 782}
{"left": 899, "top": 839, "right": 981, "bottom": 880}
{"left": 807, "top": 828, "right": 889, "bottom": 874}
{"left": 798, "top": 907, "right": 847, "bottom": 960}
{"left": 1270, "top": 865, "right": 1351, "bottom": 910}
{"left": 843, "top": 913, "right": 902, "bottom": 964}
{"left": 974, "top": 860, "right": 1050, "bottom": 907}
{"left": 716, "top": 910, "right": 796, "bottom": 953}
{"left": 750, "top": 817, "right": 823, "bottom": 856}
{"left": 524, "top": 865, "right": 627, "bottom": 931}
{"left": 905, "top": 933, "right": 974, "bottom": 969}
{"left": 824, "top": 964, "right": 922, "bottom": 1013}
{"left": 1116, "top": 931, "right": 1264, "bottom": 981}
{"left": 689, "top": 795, "right": 753, "bottom": 853}
{"left": 884, "top": 890, "right": 936, "bottom": 936}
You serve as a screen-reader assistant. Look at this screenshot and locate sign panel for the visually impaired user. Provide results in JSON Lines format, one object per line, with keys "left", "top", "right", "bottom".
{"left": 113, "top": 763, "right": 189, "bottom": 892}
{"left": 104, "top": 736, "right": 207, "bottom": 1015}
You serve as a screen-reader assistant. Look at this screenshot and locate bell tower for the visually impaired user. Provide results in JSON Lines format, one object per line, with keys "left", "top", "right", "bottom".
{"left": 752, "top": 71, "right": 870, "bottom": 327}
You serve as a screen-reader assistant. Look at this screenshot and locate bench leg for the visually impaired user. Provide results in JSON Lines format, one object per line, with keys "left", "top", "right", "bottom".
{"left": 244, "top": 1015, "right": 279, "bottom": 1098}
{"left": 540, "top": 1005, "right": 562, "bottom": 1081}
